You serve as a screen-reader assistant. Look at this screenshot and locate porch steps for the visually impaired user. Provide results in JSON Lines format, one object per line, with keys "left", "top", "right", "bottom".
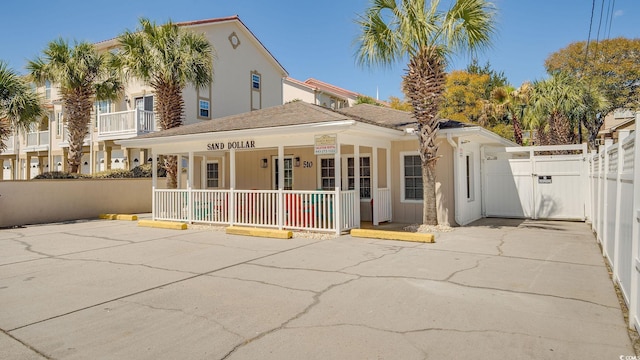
{"left": 350, "top": 229, "right": 435, "bottom": 243}
{"left": 99, "top": 214, "right": 138, "bottom": 221}
{"left": 226, "top": 226, "right": 292, "bottom": 239}
{"left": 138, "top": 219, "right": 187, "bottom": 230}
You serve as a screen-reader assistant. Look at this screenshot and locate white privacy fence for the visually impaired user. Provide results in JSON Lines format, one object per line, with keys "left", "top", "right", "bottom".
{"left": 153, "top": 188, "right": 360, "bottom": 234}
{"left": 589, "top": 112, "right": 640, "bottom": 332}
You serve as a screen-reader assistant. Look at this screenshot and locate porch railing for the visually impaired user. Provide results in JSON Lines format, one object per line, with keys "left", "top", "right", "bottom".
{"left": 98, "top": 109, "right": 155, "bottom": 139}
{"left": 153, "top": 188, "right": 359, "bottom": 233}
{"left": 26, "top": 131, "right": 49, "bottom": 148}
{"left": 376, "top": 188, "right": 392, "bottom": 223}
{"left": 3, "top": 135, "right": 14, "bottom": 152}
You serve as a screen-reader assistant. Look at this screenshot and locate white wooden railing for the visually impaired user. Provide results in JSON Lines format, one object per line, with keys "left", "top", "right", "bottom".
{"left": 153, "top": 188, "right": 359, "bottom": 234}
{"left": 376, "top": 188, "right": 392, "bottom": 223}
{"left": 98, "top": 109, "right": 155, "bottom": 139}
{"left": 25, "top": 131, "right": 49, "bottom": 148}
{"left": 588, "top": 114, "right": 640, "bottom": 332}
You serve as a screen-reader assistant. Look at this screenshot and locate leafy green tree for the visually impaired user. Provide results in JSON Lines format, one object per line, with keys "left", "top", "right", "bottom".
{"left": 466, "top": 58, "right": 508, "bottom": 99}
{"left": 118, "top": 18, "right": 214, "bottom": 188}
{"left": 355, "top": 95, "right": 382, "bottom": 106}
{"left": 440, "top": 70, "right": 489, "bottom": 123}
{"left": 545, "top": 37, "right": 640, "bottom": 146}
{"left": 487, "top": 82, "right": 532, "bottom": 145}
{"left": 0, "top": 61, "right": 43, "bottom": 154}
{"left": 28, "top": 40, "right": 122, "bottom": 172}
{"left": 388, "top": 96, "right": 413, "bottom": 111}
{"left": 355, "top": 0, "right": 496, "bottom": 225}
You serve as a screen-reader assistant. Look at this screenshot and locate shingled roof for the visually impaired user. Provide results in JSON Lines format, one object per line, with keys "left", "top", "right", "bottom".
{"left": 136, "top": 101, "right": 354, "bottom": 139}
{"left": 337, "top": 104, "right": 472, "bottom": 130}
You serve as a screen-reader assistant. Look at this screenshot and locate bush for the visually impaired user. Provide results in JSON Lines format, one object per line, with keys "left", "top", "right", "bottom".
{"left": 34, "top": 164, "right": 166, "bottom": 180}
{"left": 33, "top": 171, "right": 92, "bottom": 179}
{"left": 93, "top": 169, "right": 133, "bottom": 179}
{"left": 131, "top": 163, "right": 166, "bottom": 178}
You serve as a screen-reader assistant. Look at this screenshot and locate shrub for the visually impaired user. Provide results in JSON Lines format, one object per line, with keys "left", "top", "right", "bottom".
{"left": 33, "top": 171, "right": 92, "bottom": 179}
{"left": 93, "top": 169, "right": 133, "bottom": 179}
{"left": 131, "top": 163, "right": 166, "bottom": 178}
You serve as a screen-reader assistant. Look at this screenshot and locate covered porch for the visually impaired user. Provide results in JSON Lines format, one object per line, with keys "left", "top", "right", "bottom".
{"left": 120, "top": 103, "right": 400, "bottom": 235}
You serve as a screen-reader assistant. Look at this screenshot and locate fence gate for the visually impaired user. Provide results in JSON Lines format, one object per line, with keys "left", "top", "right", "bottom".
{"left": 483, "top": 144, "right": 588, "bottom": 220}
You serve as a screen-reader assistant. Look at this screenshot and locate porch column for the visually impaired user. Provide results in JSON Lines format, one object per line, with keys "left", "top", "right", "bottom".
{"left": 10, "top": 158, "right": 16, "bottom": 180}
{"left": 152, "top": 151, "right": 157, "bottom": 221}
{"left": 105, "top": 145, "right": 112, "bottom": 171}
{"left": 229, "top": 148, "right": 236, "bottom": 226}
{"left": 278, "top": 145, "right": 284, "bottom": 230}
{"left": 62, "top": 149, "right": 68, "bottom": 172}
{"left": 25, "top": 154, "right": 32, "bottom": 180}
{"left": 354, "top": 144, "right": 361, "bottom": 227}
{"left": 177, "top": 155, "right": 182, "bottom": 189}
{"left": 0, "top": 161, "right": 4, "bottom": 181}
{"left": 187, "top": 151, "right": 194, "bottom": 223}
{"left": 372, "top": 146, "right": 379, "bottom": 226}
{"left": 386, "top": 147, "right": 392, "bottom": 221}
{"left": 334, "top": 140, "right": 341, "bottom": 235}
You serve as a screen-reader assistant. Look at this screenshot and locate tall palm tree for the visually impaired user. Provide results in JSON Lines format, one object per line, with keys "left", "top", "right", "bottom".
{"left": 0, "top": 61, "right": 43, "bottom": 154}
{"left": 28, "top": 39, "right": 122, "bottom": 173}
{"left": 355, "top": 0, "right": 496, "bottom": 225}
{"left": 117, "top": 18, "right": 214, "bottom": 188}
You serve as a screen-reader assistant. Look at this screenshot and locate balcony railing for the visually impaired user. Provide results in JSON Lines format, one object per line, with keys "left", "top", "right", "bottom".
{"left": 2, "top": 135, "right": 15, "bottom": 153}
{"left": 25, "top": 131, "right": 50, "bottom": 149}
{"left": 98, "top": 109, "right": 155, "bottom": 140}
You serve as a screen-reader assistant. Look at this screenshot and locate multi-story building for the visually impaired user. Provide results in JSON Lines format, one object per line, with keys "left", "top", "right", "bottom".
{"left": 283, "top": 77, "right": 360, "bottom": 110}
{"left": 1, "top": 15, "right": 287, "bottom": 180}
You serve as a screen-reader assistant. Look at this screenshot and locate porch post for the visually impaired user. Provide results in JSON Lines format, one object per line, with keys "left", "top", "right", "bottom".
{"left": 278, "top": 145, "right": 284, "bottom": 230}
{"left": 386, "top": 146, "right": 391, "bottom": 221}
{"left": 372, "top": 146, "right": 379, "bottom": 226}
{"left": 26, "top": 154, "right": 32, "bottom": 180}
{"left": 354, "top": 144, "right": 360, "bottom": 227}
{"left": 229, "top": 148, "right": 236, "bottom": 226}
{"left": 177, "top": 155, "right": 182, "bottom": 189}
{"left": 105, "top": 145, "right": 112, "bottom": 171}
{"left": 334, "top": 140, "right": 341, "bottom": 235}
{"left": 152, "top": 151, "right": 157, "bottom": 221}
{"left": 187, "top": 151, "right": 194, "bottom": 224}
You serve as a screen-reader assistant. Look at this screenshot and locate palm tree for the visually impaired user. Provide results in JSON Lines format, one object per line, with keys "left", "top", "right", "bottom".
{"left": 489, "top": 82, "right": 532, "bottom": 145}
{"left": 28, "top": 39, "right": 122, "bottom": 173}
{"left": 528, "top": 73, "right": 584, "bottom": 145}
{"left": 0, "top": 61, "right": 43, "bottom": 154}
{"left": 117, "top": 18, "right": 214, "bottom": 188}
{"left": 355, "top": 0, "right": 496, "bottom": 225}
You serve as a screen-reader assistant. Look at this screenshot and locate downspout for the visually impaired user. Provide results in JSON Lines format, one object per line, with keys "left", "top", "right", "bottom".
{"left": 447, "top": 133, "right": 462, "bottom": 226}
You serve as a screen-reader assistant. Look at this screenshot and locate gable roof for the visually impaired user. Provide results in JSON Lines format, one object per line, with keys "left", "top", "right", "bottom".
{"left": 337, "top": 104, "right": 473, "bottom": 130}
{"left": 94, "top": 15, "right": 287, "bottom": 76}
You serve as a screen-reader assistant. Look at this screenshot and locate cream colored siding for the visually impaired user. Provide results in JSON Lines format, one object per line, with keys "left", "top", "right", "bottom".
{"left": 391, "top": 139, "right": 456, "bottom": 226}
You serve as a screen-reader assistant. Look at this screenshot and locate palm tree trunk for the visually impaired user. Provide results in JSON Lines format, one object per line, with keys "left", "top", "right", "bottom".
{"left": 402, "top": 47, "right": 446, "bottom": 226}
{"left": 512, "top": 115, "right": 523, "bottom": 145}
{"left": 155, "top": 81, "right": 185, "bottom": 188}
{"left": 63, "top": 88, "right": 93, "bottom": 173}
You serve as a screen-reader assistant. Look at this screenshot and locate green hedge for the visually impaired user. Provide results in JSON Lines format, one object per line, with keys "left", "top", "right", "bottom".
{"left": 33, "top": 164, "right": 167, "bottom": 179}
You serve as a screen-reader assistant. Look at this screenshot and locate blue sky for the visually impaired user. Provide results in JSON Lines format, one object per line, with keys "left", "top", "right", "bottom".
{"left": 0, "top": 0, "right": 637, "bottom": 100}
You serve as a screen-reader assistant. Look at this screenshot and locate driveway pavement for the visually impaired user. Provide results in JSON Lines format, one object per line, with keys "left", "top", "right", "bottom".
{"left": 0, "top": 217, "right": 634, "bottom": 359}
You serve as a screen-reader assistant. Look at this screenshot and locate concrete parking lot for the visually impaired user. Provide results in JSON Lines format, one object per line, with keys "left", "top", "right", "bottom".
{"left": 0, "top": 217, "right": 635, "bottom": 359}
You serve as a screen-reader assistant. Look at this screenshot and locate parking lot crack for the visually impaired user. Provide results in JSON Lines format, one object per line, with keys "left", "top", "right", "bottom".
{"left": 220, "top": 277, "right": 359, "bottom": 360}
{"left": 444, "top": 257, "right": 488, "bottom": 282}
{"left": 208, "top": 274, "right": 318, "bottom": 294}
{"left": 339, "top": 246, "right": 404, "bottom": 272}
{"left": 60, "top": 257, "right": 199, "bottom": 275}
{"left": 9, "top": 238, "right": 53, "bottom": 258}
{"left": 1, "top": 327, "right": 53, "bottom": 359}
{"left": 119, "top": 299, "right": 245, "bottom": 340}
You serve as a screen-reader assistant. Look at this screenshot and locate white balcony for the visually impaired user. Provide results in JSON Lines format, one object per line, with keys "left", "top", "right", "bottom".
{"left": 24, "top": 131, "right": 50, "bottom": 151}
{"left": 98, "top": 109, "right": 155, "bottom": 141}
{"left": 2, "top": 135, "right": 16, "bottom": 154}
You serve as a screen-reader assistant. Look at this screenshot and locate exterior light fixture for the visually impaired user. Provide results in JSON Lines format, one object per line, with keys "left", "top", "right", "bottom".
{"left": 261, "top": 158, "right": 268, "bottom": 168}
{"left": 294, "top": 157, "right": 301, "bottom": 167}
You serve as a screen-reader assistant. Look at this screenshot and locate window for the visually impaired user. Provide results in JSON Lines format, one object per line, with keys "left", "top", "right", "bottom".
{"left": 347, "top": 157, "right": 371, "bottom": 198}
{"left": 465, "top": 154, "right": 475, "bottom": 201}
{"left": 135, "top": 95, "right": 154, "bottom": 111}
{"left": 206, "top": 162, "right": 219, "bottom": 188}
{"left": 273, "top": 157, "right": 293, "bottom": 190}
{"left": 56, "top": 112, "right": 63, "bottom": 137}
{"left": 45, "top": 80, "right": 51, "bottom": 100}
{"left": 97, "top": 100, "right": 111, "bottom": 114}
{"left": 199, "top": 100, "right": 210, "bottom": 118}
{"left": 403, "top": 155, "right": 423, "bottom": 201}
{"left": 320, "top": 158, "right": 335, "bottom": 190}
{"left": 251, "top": 73, "right": 261, "bottom": 90}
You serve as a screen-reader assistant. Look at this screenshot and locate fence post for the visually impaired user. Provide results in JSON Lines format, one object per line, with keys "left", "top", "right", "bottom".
{"left": 613, "top": 136, "right": 626, "bottom": 282}
{"left": 629, "top": 112, "right": 640, "bottom": 329}
{"left": 601, "top": 139, "right": 613, "bottom": 256}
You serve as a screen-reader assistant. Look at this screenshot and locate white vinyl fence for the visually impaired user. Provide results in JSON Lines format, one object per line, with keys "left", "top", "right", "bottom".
{"left": 589, "top": 112, "right": 640, "bottom": 332}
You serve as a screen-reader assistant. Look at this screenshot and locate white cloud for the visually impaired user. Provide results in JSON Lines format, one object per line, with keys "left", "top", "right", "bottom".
{"left": 614, "top": 10, "right": 624, "bottom": 17}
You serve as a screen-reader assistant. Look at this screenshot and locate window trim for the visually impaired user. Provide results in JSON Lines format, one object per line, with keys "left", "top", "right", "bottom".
{"left": 316, "top": 154, "right": 372, "bottom": 200}
{"left": 198, "top": 98, "right": 211, "bottom": 120}
{"left": 205, "top": 161, "right": 220, "bottom": 189}
{"left": 465, "top": 152, "right": 475, "bottom": 202}
{"left": 272, "top": 155, "right": 293, "bottom": 190}
{"left": 400, "top": 151, "right": 423, "bottom": 203}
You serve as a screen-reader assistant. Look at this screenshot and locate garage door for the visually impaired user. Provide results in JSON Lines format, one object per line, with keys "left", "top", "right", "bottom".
{"left": 483, "top": 144, "right": 588, "bottom": 220}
